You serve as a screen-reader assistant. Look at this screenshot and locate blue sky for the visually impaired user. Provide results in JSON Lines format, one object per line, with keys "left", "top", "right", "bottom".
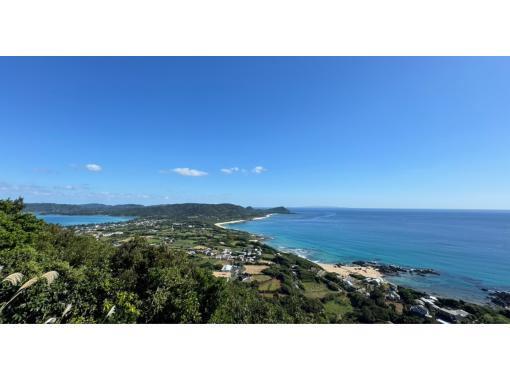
{"left": 0, "top": 57, "right": 509, "bottom": 209}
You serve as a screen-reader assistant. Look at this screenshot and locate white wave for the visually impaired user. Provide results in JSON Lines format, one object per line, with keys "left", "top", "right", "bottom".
{"left": 277, "top": 246, "right": 312, "bottom": 258}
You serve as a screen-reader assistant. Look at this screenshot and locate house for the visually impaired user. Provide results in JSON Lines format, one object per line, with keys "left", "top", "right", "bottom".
{"left": 387, "top": 291, "right": 401, "bottom": 301}
{"left": 410, "top": 305, "right": 431, "bottom": 318}
{"left": 436, "top": 308, "right": 470, "bottom": 323}
{"left": 221, "top": 264, "right": 233, "bottom": 272}
{"left": 365, "top": 277, "right": 384, "bottom": 286}
{"left": 342, "top": 279, "right": 356, "bottom": 291}
{"left": 414, "top": 299, "right": 425, "bottom": 306}
{"left": 420, "top": 297, "right": 438, "bottom": 308}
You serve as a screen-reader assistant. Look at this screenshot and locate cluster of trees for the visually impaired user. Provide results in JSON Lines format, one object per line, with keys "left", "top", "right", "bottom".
{"left": 24, "top": 202, "right": 290, "bottom": 221}
{"left": 0, "top": 198, "right": 314, "bottom": 324}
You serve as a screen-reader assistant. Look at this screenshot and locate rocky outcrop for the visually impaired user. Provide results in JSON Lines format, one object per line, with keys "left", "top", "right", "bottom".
{"left": 351, "top": 261, "right": 439, "bottom": 276}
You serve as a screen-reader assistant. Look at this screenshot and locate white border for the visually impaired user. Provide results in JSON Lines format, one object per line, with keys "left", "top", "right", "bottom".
{"left": 1, "top": 324, "right": 508, "bottom": 379}
{"left": 1, "top": 0, "right": 510, "bottom": 55}
{"left": 1, "top": 1, "right": 509, "bottom": 379}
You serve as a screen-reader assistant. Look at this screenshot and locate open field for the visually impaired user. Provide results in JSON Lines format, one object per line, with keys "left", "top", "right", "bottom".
{"left": 324, "top": 296, "right": 353, "bottom": 320}
{"left": 243, "top": 265, "right": 269, "bottom": 275}
{"left": 213, "top": 271, "right": 231, "bottom": 278}
{"left": 249, "top": 274, "right": 272, "bottom": 283}
{"left": 258, "top": 279, "right": 281, "bottom": 292}
{"left": 302, "top": 281, "right": 332, "bottom": 299}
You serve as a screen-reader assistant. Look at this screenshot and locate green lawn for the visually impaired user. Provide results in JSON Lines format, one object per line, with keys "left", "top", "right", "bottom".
{"left": 302, "top": 281, "right": 332, "bottom": 299}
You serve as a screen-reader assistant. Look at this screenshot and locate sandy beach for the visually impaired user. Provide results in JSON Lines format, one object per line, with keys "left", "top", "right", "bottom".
{"left": 214, "top": 219, "right": 247, "bottom": 229}
{"left": 215, "top": 213, "right": 274, "bottom": 229}
{"left": 251, "top": 213, "right": 275, "bottom": 221}
{"left": 318, "top": 263, "right": 383, "bottom": 278}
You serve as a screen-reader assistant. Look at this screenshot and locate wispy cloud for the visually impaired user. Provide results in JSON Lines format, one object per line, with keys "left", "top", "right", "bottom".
{"left": 85, "top": 164, "right": 103, "bottom": 172}
{"left": 33, "top": 168, "right": 59, "bottom": 175}
{"left": 252, "top": 166, "right": 267, "bottom": 174}
{"left": 166, "top": 167, "right": 208, "bottom": 177}
{"left": 0, "top": 180, "right": 239, "bottom": 205}
{"left": 221, "top": 167, "right": 240, "bottom": 175}
{"left": 0, "top": 181, "right": 151, "bottom": 202}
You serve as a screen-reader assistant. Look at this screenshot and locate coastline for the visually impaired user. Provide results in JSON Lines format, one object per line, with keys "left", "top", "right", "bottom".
{"left": 220, "top": 215, "right": 388, "bottom": 279}
{"left": 212, "top": 209, "right": 510, "bottom": 306}
{"left": 214, "top": 213, "right": 275, "bottom": 229}
{"left": 218, "top": 213, "right": 385, "bottom": 280}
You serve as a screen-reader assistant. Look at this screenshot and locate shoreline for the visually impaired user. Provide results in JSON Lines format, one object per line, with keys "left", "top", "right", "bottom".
{"left": 216, "top": 215, "right": 386, "bottom": 280}
{"left": 214, "top": 212, "right": 505, "bottom": 306}
{"left": 318, "top": 263, "right": 384, "bottom": 279}
{"left": 214, "top": 213, "right": 275, "bottom": 229}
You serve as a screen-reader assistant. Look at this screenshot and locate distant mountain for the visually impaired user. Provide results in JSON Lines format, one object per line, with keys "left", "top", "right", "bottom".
{"left": 24, "top": 202, "right": 290, "bottom": 222}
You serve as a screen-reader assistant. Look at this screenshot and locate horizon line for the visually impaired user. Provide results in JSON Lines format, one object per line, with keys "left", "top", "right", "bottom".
{"left": 19, "top": 200, "right": 510, "bottom": 212}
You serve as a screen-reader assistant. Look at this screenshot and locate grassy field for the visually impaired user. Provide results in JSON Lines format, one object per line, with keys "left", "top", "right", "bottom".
{"left": 261, "top": 253, "right": 276, "bottom": 261}
{"left": 302, "top": 281, "right": 332, "bottom": 299}
{"left": 249, "top": 274, "right": 272, "bottom": 283}
{"left": 191, "top": 256, "right": 226, "bottom": 270}
{"left": 243, "top": 265, "right": 269, "bottom": 275}
{"left": 258, "top": 279, "right": 281, "bottom": 292}
{"left": 324, "top": 296, "right": 353, "bottom": 320}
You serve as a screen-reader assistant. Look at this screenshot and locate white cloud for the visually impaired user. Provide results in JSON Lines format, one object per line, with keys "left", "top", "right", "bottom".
{"left": 171, "top": 167, "right": 208, "bottom": 177}
{"left": 86, "top": 164, "right": 102, "bottom": 172}
{"left": 221, "top": 167, "right": 240, "bottom": 175}
{"left": 252, "top": 166, "right": 267, "bottom": 174}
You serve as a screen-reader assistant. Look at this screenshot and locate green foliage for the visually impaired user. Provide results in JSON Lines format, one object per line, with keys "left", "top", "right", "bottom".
{"left": 210, "top": 283, "right": 288, "bottom": 323}
{"left": 346, "top": 291, "right": 400, "bottom": 323}
{"left": 24, "top": 202, "right": 290, "bottom": 221}
{"left": 103, "top": 292, "right": 141, "bottom": 323}
{"left": 0, "top": 198, "right": 43, "bottom": 250}
{"left": 397, "top": 286, "right": 426, "bottom": 304}
{"left": 0, "top": 199, "right": 291, "bottom": 323}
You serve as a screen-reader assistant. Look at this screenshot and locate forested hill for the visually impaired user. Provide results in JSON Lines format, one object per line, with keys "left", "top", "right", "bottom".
{"left": 24, "top": 202, "right": 290, "bottom": 221}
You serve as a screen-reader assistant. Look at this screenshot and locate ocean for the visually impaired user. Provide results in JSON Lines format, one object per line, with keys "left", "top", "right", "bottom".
{"left": 226, "top": 208, "right": 510, "bottom": 303}
{"left": 36, "top": 214, "right": 134, "bottom": 226}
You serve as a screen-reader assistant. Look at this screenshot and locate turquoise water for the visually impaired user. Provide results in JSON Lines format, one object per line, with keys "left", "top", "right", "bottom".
{"left": 36, "top": 214, "right": 134, "bottom": 226}
{"left": 228, "top": 208, "right": 510, "bottom": 303}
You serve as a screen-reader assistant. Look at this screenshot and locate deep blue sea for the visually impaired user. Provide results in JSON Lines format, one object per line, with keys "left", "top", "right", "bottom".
{"left": 227, "top": 208, "right": 510, "bottom": 303}
{"left": 36, "top": 214, "right": 133, "bottom": 226}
